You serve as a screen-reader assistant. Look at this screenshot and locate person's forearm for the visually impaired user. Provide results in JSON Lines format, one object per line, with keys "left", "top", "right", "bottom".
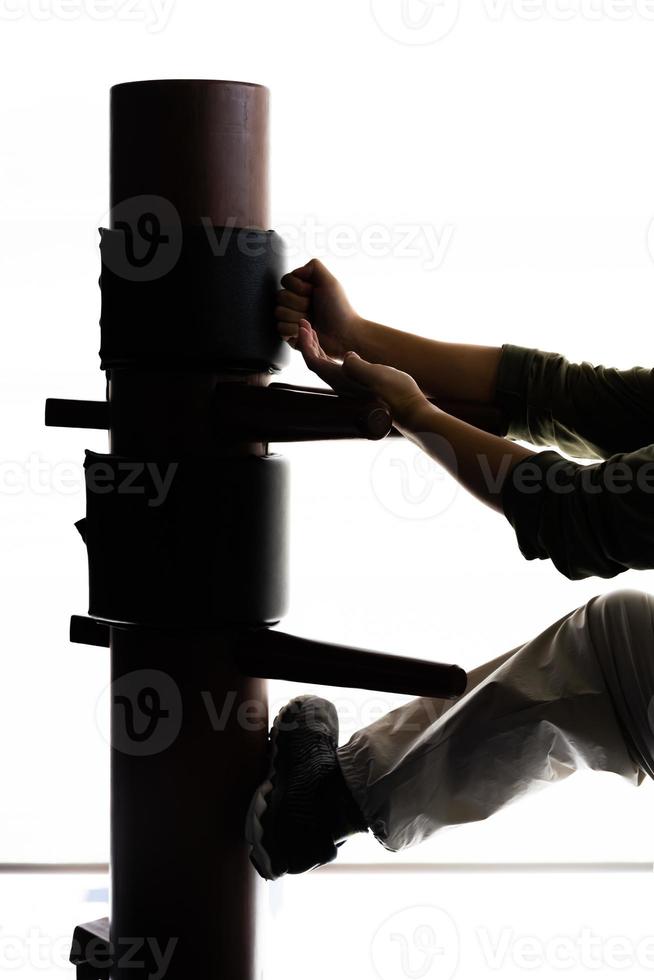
{"left": 398, "top": 401, "right": 534, "bottom": 513}
{"left": 351, "top": 318, "right": 503, "bottom": 405}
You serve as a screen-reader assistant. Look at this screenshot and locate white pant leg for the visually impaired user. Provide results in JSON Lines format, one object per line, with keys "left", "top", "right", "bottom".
{"left": 585, "top": 589, "right": 654, "bottom": 780}
{"left": 337, "top": 592, "right": 646, "bottom": 852}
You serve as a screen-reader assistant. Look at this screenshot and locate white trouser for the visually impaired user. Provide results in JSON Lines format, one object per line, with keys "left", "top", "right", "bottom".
{"left": 337, "top": 590, "right": 652, "bottom": 852}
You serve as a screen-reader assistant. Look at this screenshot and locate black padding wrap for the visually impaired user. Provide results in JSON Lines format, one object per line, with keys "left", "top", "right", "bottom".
{"left": 99, "top": 225, "right": 290, "bottom": 372}
{"left": 82, "top": 450, "right": 289, "bottom": 627}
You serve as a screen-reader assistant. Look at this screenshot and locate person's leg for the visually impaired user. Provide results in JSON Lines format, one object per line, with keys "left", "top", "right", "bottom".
{"left": 244, "top": 655, "right": 518, "bottom": 880}
{"left": 337, "top": 590, "right": 648, "bottom": 852}
{"left": 584, "top": 589, "right": 654, "bottom": 782}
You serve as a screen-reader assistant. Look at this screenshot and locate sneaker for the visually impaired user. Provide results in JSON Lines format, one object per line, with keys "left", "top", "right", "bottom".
{"left": 245, "top": 695, "right": 365, "bottom": 881}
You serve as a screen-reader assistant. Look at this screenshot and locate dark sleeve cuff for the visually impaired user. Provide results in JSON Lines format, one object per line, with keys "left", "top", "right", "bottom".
{"left": 494, "top": 344, "right": 539, "bottom": 439}
{"left": 500, "top": 446, "right": 654, "bottom": 580}
{"left": 500, "top": 449, "right": 571, "bottom": 562}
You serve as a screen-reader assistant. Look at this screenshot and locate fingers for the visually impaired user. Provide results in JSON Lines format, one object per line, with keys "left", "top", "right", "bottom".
{"left": 276, "top": 275, "right": 313, "bottom": 345}
{"left": 286, "top": 258, "right": 333, "bottom": 285}
{"left": 296, "top": 319, "right": 320, "bottom": 367}
{"left": 342, "top": 351, "right": 378, "bottom": 388}
{"left": 276, "top": 286, "right": 310, "bottom": 324}
{"left": 279, "top": 272, "right": 313, "bottom": 296}
{"left": 275, "top": 305, "right": 306, "bottom": 328}
{"left": 300, "top": 320, "right": 332, "bottom": 363}
{"left": 277, "top": 259, "right": 335, "bottom": 345}
{"left": 277, "top": 321, "right": 299, "bottom": 347}
{"left": 276, "top": 304, "right": 305, "bottom": 346}
{"left": 297, "top": 320, "right": 330, "bottom": 380}
{"left": 297, "top": 321, "right": 370, "bottom": 398}
{"left": 276, "top": 288, "right": 310, "bottom": 313}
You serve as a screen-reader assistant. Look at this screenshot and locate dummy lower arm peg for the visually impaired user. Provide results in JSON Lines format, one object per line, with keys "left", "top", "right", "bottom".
{"left": 214, "top": 383, "right": 392, "bottom": 442}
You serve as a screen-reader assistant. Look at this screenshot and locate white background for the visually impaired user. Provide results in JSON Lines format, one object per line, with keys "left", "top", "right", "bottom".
{"left": 1, "top": 0, "right": 654, "bottom": 976}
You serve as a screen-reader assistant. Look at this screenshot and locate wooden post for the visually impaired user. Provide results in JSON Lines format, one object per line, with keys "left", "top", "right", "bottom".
{"left": 107, "top": 79, "right": 273, "bottom": 980}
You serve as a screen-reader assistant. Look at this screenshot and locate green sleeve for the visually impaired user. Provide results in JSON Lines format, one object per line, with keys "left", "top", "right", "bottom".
{"left": 495, "top": 344, "right": 654, "bottom": 460}
{"left": 501, "top": 446, "right": 654, "bottom": 580}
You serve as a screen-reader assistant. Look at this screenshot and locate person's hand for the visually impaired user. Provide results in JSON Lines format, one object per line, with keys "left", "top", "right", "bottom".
{"left": 296, "top": 320, "right": 430, "bottom": 428}
{"left": 275, "top": 258, "right": 361, "bottom": 357}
